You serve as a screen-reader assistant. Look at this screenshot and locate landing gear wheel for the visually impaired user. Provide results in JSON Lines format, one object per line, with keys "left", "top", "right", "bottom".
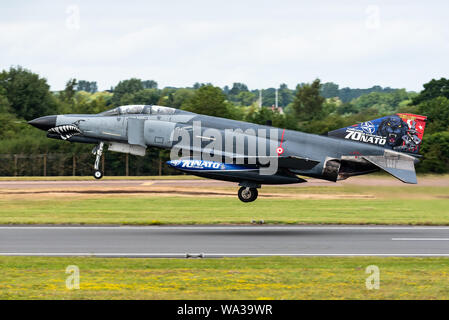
{"left": 93, "top": 170, "right": 103, "bottom": 179}
{"left": 92, "top": 142, "right": 105, "bottom": 180}
{"left": 238, "top": 187, "right": 258, "bottom": 202}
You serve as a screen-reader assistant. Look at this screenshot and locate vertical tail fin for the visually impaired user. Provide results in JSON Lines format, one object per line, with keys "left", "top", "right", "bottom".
{"left": 328, "top": 113, "right": 427, "bottom": 154}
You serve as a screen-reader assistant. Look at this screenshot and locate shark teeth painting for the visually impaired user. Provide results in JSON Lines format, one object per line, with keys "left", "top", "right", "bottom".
{"left": 48, "top": 124, "right": 81, "bottom": 140}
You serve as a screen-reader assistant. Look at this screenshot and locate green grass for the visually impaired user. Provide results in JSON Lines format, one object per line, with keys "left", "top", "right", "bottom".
{"left": 0, "top": 186, "right": 448, "bottom": 225}
{"left": 1, "top": 256, "right": 448, "bottom": 299}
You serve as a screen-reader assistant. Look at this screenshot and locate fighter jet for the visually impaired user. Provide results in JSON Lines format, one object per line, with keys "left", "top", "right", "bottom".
{"left": 28, "top": 104, "right": 427, "bottom": 202}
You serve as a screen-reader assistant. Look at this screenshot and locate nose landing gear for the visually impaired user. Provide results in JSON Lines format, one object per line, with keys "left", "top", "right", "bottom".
{"left": 92, "top": 142, "right": 104, "bottom": 179}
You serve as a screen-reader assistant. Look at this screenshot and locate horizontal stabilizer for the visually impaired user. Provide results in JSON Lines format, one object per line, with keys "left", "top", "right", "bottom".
{"left": 362, "top": 151, "right": 417, "bottom": 184}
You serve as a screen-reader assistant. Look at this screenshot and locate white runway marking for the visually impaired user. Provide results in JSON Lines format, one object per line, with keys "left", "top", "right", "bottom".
{"left": 392, "top": 238, "right": 449, "bottom": 241}
{"left": 2, "top": 225, "right": 448, "bottom": 257}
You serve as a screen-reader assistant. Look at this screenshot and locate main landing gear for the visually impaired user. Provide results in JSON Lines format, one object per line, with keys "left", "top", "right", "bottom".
{"left": 238, "top": 187, "right": 258, "bottom": 202}
{"left": 92, "top": 142, "right": 104, "bottom": 179}
{"left": 237, "top": 182, "right": 261, "bottom": 202}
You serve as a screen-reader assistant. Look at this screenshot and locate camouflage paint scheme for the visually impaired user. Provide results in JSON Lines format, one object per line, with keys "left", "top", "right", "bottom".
{"left": 29, "top": 106, "right": 427, "bottom": 194}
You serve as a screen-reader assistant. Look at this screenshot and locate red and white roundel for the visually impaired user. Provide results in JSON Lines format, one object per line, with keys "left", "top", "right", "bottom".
{"left": 276, "top": 147, "right": 284, "bottom": 155}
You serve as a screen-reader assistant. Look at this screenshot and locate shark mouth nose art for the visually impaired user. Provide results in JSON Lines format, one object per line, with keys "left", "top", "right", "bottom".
{"left": 48, "top": 124, "right": 81, "bottom": 140}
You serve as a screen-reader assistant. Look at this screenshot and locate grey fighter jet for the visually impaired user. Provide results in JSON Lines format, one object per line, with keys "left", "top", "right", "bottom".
{"left": 28, "top": 105, "right": 427, "bottom": 202}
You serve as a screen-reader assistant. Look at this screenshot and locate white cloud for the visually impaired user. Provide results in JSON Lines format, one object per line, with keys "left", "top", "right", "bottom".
{"left": 0, "top": 0, "right": 448, "bottom": 91}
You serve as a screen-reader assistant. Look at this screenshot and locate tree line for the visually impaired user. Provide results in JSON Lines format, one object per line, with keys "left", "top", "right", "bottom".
{"left": 0, "top": 66, "right": 448, "bottom": 175}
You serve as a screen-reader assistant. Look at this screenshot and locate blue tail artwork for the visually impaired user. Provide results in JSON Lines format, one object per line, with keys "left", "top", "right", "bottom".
{"left": 327, "top": 113, "right": 427, "bottom": 155}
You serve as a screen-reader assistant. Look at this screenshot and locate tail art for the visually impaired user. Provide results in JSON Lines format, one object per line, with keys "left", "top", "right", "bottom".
{"left": 328, "top": 113, "right": 427, "bottom": 154}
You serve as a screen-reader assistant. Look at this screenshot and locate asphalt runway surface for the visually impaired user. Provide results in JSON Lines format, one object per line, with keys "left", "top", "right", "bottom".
{"left": 1, "top": 225, "right": 449, "bottom": 257}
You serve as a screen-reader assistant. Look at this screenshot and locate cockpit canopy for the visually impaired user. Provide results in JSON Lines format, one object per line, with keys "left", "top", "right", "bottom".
{"left": 99, "top": 105, "right": 177, "bottom": 116}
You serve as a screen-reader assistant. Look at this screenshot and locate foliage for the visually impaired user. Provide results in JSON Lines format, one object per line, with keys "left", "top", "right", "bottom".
{"left": 418, "top": 97, "right": 449, "bottom": 134}
{"left": 412, "top": 77, "right": 449, "bottom": 105}
{"left": 292, "top": 79, "right": 325, "bottom": 121}
{"left": 111, "top": 78, "right": 144, "bottom": 106}
{"left": 418, "top": 131, "right": 449, "bottom": 173}
{"left": 76, "top": 80, "right": 98, "bottom": 93}
{"left": 142, "top": 80, "right": 158, "bottom": 89}
{"left": 320, "top": 81, "right": 403, "bottom": 103}
{"left": 350, "top": 89, "right": 416, "bottom": 115}
{"left": 244, "top": 105, "right": 297, "bottom": 130}
{"left": 0, "top": 66, "right": 448, "bottom": 174}
{"left": 0, "top": 66, "right": 58, "bottom": 120}
{"left": 0, "top": 88, "right": 11, "bottom": 113}
{"left": 182, "top": 85, "right": 230, "bottom": 118}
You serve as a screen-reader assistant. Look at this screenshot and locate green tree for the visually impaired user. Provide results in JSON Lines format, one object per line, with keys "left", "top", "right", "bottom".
{"left": 193, "top": 82, "right": 211, "bottom": 89}
{"left": 418, "top": 131, "right": 449, "bottom": 173}
{"left": 142, "top": 80, "right": 158, "bottom": 89}
{"left": 60, "top": 78, "right": 78, "bottom": 103}
{"left": 292, "top": 79, "right": 325, "bottom": 121}
{"left": 229, "top": 82, "right": 248, "bottom": 96}
{"left": 418, "top": 96, "right": 449, "bottom": 134}
{"left": 351, "top": 89, "right": 415, "bottom": 114}
{"left": 320, "top": 82, "right": 339, "bottom": 98}
{"left": 171, "top": 88, "right": 195, "bottom": 108}
{"left": 278, "top": 84, "right": 294, "bottom": 107}
{"left": 244, "top": 106, "right": 297, "bottom": 130}
{"left": 182, "top": 85, "right": 230, "bottom": 118}
{"left": 111, "top": 78, "right": 144, "bottom": 106}
{"left": 76, "top": 80, "right": 98, "bottom": 93}
{"left": 132, "top": 89, "right": 161, "bottom": 105}
{"left": 265, "top": 88, "right": 276, "bottom": 107}
{"left": 0, "top": 66, "right": 57, "bottom": 120}
{"left": 0, "top": 87, "right": 11, "bottom": 113}
{"left": 412, "top": 78, "right": 449, "bottom": 105}
{"left": 236, "top": 91, "right": 256, "bottom": 106}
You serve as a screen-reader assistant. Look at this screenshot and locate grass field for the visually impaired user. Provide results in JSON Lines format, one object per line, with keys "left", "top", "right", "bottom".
{"left": 0, "top": 185, "right": 448, "bottom": 225}
{"left": 1, "top": 256, "right": 448, "bottom": 299}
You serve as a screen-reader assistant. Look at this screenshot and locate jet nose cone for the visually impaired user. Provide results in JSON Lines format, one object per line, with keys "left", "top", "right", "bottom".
{"left": 28, "top": 115, "right": 57, "bottom": 131}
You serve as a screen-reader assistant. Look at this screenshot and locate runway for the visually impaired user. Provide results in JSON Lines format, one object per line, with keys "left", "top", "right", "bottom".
{"left": 1, "top": 225, "right": 449, "bottom": 257}
{"left": 1, "top": 175, "right": 448, "bottom": 190}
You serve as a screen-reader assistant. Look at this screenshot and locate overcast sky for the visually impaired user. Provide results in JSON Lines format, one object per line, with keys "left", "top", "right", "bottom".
{"left": 1, "top": 0, "right": 448, "bottom": 92}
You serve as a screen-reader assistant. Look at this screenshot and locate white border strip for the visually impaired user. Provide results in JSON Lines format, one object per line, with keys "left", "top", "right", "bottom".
{"left": 392, "top": 238, "right": 449, "bottom": 241}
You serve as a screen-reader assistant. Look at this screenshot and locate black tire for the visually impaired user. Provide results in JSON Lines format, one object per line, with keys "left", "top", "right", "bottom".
{"left": 238, "top": 187, "right": 258, "bottom": 202}
{"left": 93, "top": 170, "right": 103, "bottom": 179}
